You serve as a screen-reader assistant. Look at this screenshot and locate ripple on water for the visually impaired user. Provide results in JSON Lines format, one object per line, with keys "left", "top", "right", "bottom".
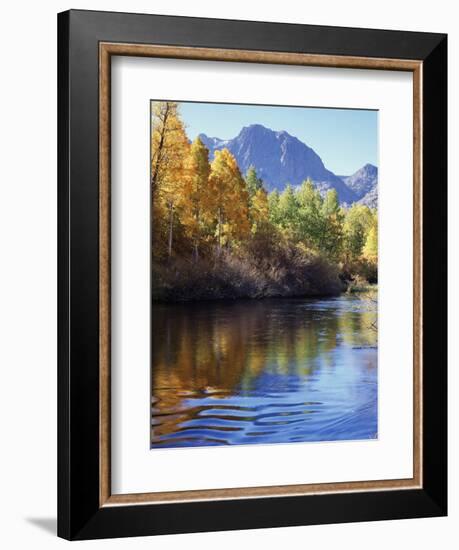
{"left": 151, "top": 295, "right": 377, "bottom": 448}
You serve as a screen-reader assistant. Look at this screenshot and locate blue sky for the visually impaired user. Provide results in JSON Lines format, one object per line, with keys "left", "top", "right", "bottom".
{"left": 177, "top": 101, "right": 378, "bottom": 176}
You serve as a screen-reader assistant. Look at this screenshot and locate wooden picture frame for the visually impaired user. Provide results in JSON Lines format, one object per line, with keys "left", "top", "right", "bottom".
{"left": 58, "top": 9, "right": 447, "bottom": 540}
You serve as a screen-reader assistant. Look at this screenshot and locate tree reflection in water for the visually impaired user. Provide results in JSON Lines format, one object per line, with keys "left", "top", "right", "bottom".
{"left": 151, "top": 294, "right": 377, "bottom": 447}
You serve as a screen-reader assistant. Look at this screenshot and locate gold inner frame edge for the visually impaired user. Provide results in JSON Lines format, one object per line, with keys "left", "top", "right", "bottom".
{"left": 99, "top": 42, "right": 423, "bottom": 507}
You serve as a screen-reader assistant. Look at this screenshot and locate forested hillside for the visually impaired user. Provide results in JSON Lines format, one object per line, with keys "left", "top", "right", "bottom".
{"left": 151, "top": 101, "right": 377, "bottom": 302}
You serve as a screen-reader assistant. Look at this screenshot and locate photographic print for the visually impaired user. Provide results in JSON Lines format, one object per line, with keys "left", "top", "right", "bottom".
{"left": 150, "top": 100, "right": 378, "bottom": 449}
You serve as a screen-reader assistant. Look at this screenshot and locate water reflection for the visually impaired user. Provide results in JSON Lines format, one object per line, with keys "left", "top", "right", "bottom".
{"left": 151, "top": 294, "right": 377, "bottom": 448}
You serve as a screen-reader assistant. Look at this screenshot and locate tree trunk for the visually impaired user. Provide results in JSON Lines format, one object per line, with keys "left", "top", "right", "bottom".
{"left": 193, "top": 208, "right": 200, "bottom": 263}
{"left": 168, "top": 202, "right": 174, "bottom": 258}
{"left": 217, "top": 207, "right": 222, "bottom": 256}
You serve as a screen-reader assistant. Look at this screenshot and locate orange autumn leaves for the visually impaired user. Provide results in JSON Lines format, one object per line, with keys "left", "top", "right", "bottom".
{"left": 151, "top": 101, "right": 268, "bottom": 261}
{"left": 209, "top": 149, "right": 252, "bottom": 253}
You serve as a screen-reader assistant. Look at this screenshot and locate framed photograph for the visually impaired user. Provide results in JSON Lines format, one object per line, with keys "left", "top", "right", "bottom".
{"left": 58, "top": 9, "right": 447, "bottom": 540}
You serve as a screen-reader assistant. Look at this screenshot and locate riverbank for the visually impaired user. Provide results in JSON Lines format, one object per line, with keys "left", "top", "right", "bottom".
{"left": 346, "top": 279, "right": 378, "bottom": 294}
{"left": 152, "top": 250, "right": 346, "bottom": 302}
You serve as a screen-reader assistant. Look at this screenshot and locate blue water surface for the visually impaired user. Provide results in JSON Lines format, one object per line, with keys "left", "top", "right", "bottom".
{"left": 151, "top": 294, "right": 377, "bottom": 448}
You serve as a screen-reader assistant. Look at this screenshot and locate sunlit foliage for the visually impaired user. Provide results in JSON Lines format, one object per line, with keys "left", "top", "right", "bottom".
{"left": 150, "top": 101, "right": 378, "bottom": 298}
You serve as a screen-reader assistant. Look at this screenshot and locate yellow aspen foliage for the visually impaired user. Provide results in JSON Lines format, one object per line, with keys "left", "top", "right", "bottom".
{"left": 250, "top": 188, "right": 269, "bottom": 234}
{"left": 151, "top": 101, "right": 190, "bottom": 257}
{"left": 209, "top": 149, "right": 250, "bottom": 251}
{"left": 363, "top": 218, "right": 378, "bottom": 263}
{"left": 151, "top": 102, "right": 187, "bottom": 193}
{"left": 180, "top": 138, "right": 212, "bottom": 260}
{"left": 342, "top": 204, "right": 374, "bottom": 262}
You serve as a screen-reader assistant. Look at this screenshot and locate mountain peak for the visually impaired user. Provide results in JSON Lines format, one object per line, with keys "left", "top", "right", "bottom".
{"left": 239, "top": 125, "right": 299, "bottom": 143}
{"left": 199, "top": 125, "right": 365, "bottom": 203}
{"left": 343, "top": 164, "right": 378, "bottom": 206}
{"left": 241, "top": 123, "right": 267, "bottom": 132}
{"left": 237, "top": 124, "right": 276, "bottom": 140}
{"left": 360, "top": 163, "right": 378, "bottom": 174}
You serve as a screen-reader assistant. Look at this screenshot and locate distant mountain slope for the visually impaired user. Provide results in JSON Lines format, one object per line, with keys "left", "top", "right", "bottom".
{"left": 199, "top": 124, "right": 358, "bottom": 204}
{"left": 342, "top": 164, "right": 378, "bottom": 204}
{"left": 358, "top": 186, "right": 378, "bottom": 208}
